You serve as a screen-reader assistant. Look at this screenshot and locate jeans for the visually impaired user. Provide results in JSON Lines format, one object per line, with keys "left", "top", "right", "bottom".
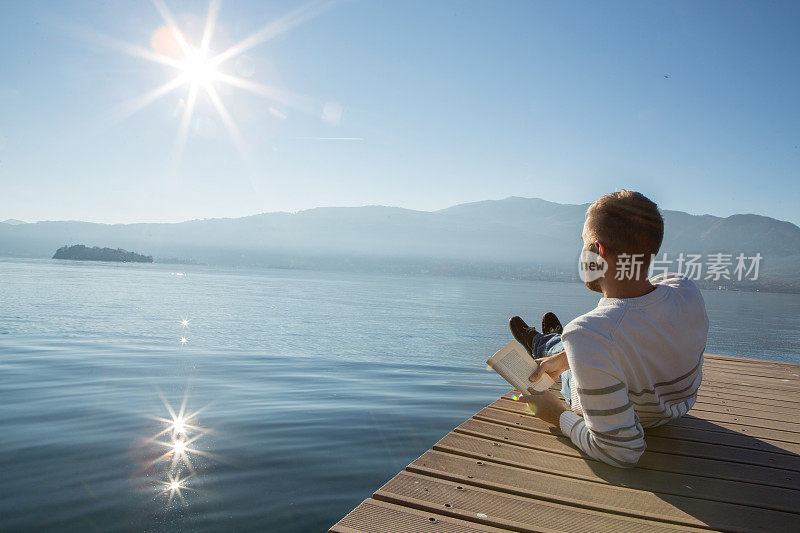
{"left": 531, "top": 332, "right": 572, "bottom": 406}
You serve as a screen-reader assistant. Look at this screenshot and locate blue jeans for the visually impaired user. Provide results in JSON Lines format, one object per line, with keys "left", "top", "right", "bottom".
{"left": 531, "top": 332, "right": 572, "bottom": 405}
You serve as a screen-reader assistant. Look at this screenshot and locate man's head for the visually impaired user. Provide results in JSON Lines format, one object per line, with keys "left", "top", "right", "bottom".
{"left": 580, "top": 190, "right": 663, "bottom": 292}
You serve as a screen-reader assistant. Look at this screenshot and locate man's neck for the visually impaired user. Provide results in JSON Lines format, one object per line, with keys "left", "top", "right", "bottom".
{"left": 601, "top": 278, "right": 657, "bottom": 299}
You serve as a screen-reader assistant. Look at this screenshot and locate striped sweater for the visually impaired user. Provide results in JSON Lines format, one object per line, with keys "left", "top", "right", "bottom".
{"left": 558, "top": 273, "right": 709, "bottom": 468}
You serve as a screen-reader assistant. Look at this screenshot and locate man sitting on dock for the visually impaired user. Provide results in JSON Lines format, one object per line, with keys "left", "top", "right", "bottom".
{"left": 513, "top": 190, "right": 710, "bottom": 468}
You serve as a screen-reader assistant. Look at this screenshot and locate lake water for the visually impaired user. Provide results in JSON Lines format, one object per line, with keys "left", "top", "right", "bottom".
{"left": 1, "top": 258, "right": 799, "bottom": 531}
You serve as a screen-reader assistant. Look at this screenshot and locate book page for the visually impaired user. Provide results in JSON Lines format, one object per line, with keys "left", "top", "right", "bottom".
{"left": 486, "top": 341, "right": 555, "bottom": 393}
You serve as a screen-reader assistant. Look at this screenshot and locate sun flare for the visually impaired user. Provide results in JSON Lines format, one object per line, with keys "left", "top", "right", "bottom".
{"left": 104, "top": 0, "right": 338, "bottom": 176}
{"left": 172, "top": 416, "right": 187, "bottom": 434}
{"left": 158, "top": 472, "right": 193, "bottom": 505}
{"left": 180, "top": 49, "right": 218, "bottom": 89}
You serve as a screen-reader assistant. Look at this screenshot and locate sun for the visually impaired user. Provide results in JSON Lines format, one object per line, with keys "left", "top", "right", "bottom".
{"left": 104, "top": 0, "right": 339, "bottom": 175}
{"left": 181, "top": 48, "right": 218, "bottom": 90}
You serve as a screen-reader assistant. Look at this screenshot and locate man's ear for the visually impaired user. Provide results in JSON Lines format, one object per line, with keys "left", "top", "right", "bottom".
{"left": 593, "top": 240, "right": 607, "bottom": 257}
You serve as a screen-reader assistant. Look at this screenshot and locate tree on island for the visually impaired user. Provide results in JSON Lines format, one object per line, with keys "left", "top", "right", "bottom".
{"left": 53, "top": 245, "right": 154, "bottom": 263}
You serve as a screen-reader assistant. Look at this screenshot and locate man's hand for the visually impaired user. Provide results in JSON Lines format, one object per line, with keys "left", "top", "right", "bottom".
{"left": 529, "top": 350, "right": 569, "bottom": 384}
{"left": 515, "top": 389, "right": 567, "bottom": 426}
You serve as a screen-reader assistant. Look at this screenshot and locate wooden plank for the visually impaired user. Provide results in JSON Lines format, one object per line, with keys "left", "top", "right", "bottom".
{"left": 703, "top": 357, "right": 800, "bottom": 375}
{"left": 646, "top": 423, "right": 800, "bottom": 456}
{"left": 652, "top": 396, "right": 800, "bottom": 427}
{"left": 696, "top": 387, "right": 800, "bottom": 408}
{"left": 702, "top": 369, "right": 796, "bottom": 382}
{"left": 699, "top": 363, "right": 798, "bottom": 380}
{"left": 329, "top": 498, "right": 508, "bottom": 533}
{"left": 651, "top": 415, "right": 800, "bottom": 442}
{"left": 703, "top": 360, "right": 800, "bottom": 379}
{"left": 704, "top": 353, "right": 799, "bottom": 368}
{"left": 475, "top": 406, "right": 800, "bottom": 472}
{"left": 702, "top": 355, "right": 797, "bottom": 369}
{"left": 700, "top": 375, "right": 800, "bottom": 391}
{"left": 703, "top": 355, "right": 799, "bottom": 369}
{"left": 698, "top": 378, "right": 800, "bottom": 396}
{"left": 432, "top": 432, "right": 799, "bottom": 513}
{"left": 700, "top": 373, "right": 800, "bottom": 393}
{"left": 374, "top": 471, "right": 709, "bottom": 532}
{"left": 691, "top": 397, "right": 800, "bottom": 422}
{"left": 408, "top": 450, "right": 800, "bottom": 531}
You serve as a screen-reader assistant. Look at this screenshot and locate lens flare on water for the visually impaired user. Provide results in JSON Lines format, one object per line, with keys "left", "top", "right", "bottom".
{"left": 172, "top": 439, "right": 187, "bottom": 455}
{"left": 148, "top": 391, "right": 216, "bottom": 506}
{"left": 157, "top": 472, "right": 195, "bottom": 506}
{"left": 172, "top": 417, "right": 187, "bottom": 435}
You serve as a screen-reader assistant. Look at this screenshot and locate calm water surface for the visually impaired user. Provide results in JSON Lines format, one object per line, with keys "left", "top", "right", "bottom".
{"left": 1, "top": 258, "right": 798, "bottom": 531}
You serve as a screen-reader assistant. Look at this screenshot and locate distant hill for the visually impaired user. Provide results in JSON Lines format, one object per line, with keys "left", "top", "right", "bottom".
{"left": 1, "top": 219, "right": 26, "bottom": 225}
{"left": 53, "top": 245, "right": 153, "bottom": 263}
{"left": 2, "top": 197, "right": 799, "bottom": 292}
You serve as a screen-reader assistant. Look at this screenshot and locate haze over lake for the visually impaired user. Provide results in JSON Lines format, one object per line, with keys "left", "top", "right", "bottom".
{"left": 4, "top": 196, "right": 800, "bottom": 292}
{"left": 1, "top": 257, "right": 798, "bottom": 531}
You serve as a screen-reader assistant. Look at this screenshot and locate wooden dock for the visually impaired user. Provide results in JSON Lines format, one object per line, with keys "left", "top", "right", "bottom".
{"left": 330, "top": 353, "right": 800, "bottom": 532}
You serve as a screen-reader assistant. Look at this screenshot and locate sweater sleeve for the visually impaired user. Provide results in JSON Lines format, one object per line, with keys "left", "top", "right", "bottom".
{"left": 559, "top": 323, "right": 646, "bottom": 468}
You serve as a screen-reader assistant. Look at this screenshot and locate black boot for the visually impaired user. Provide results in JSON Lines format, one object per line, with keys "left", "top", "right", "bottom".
{"left": 542, "top": 312, "right": 563, "bottom": 335}
{"left": 509, "top": 316, "right": 537, "bottom": 355}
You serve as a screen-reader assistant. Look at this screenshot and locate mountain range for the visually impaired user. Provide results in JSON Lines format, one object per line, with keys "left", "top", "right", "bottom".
{"left": 2, "top": 197, "right": 799, "bottom": 292}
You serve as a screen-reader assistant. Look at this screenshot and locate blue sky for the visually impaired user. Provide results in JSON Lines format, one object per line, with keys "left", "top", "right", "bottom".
{"left": 1, "top": 0, "right": 798, "bottom": 225}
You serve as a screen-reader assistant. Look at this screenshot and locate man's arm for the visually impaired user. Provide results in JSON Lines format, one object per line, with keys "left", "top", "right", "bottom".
{"left": 517, "top": 389, "right": 566, "bottom": 426}
{"left": 558, "top": 382, "right": 645, "bottom": 468}
{"left": 516, "top": 350, "right": 569, "bottom": 424}
{"left": 518, "top": 349, "right": 645, "bottom": 467}
{"left": 559, "top": 327, "right": 646, "bottom": 468}
{"left": 529, "top": 350, "right": 569, "bottom": 382}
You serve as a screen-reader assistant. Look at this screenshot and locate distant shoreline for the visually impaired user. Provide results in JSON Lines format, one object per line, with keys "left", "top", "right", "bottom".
{"left": 52, "top": 245, "right": 153, "bottom": 263}
{"left": 1, "top": 254, "right": 790, "bottom": 294}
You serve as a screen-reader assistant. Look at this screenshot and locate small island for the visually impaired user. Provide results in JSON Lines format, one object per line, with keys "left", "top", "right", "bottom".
{"left": 53, "top": 245, "right": 153, "bottom": 263}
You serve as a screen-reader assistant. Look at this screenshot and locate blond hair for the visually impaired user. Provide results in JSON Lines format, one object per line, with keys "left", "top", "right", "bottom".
{"left": 585, "top": 190, "right": 663, "bottom": 260}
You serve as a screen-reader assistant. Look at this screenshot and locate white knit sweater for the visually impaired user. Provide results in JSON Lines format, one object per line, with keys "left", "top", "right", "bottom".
{"left": 558, "top": 273, "right": 709, "bottom": 468}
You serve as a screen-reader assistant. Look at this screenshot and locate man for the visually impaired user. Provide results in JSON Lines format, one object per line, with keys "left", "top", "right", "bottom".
{"left": 512, "top": 190, "right": 709, "bottom": 468}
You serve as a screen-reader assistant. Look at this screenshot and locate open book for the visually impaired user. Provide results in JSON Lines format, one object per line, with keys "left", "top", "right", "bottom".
{"left": 486, "top": 340, "right": 555, "bottom": 394}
